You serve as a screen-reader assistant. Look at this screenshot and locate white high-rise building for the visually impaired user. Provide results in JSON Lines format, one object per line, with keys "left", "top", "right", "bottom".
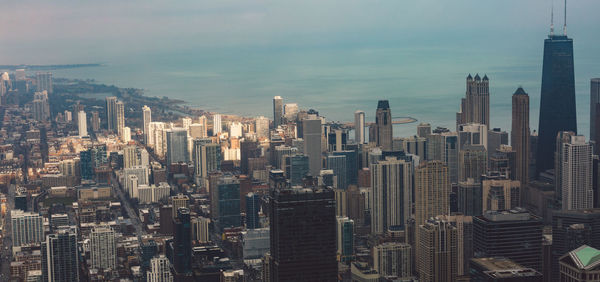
{"left": 213, "top": 114, "right": 222, "bottom": 135}
{"left": 148, "top": 121, "right": 166, "bottom": 151}
{"left": 458, "top": 123, "right": 488, "bottom": 150}
{"left": 255, "top": 116, "right": 270, "bottom": 139}
{"left": 229, "top": 122, "right": 243, "bottom": 138}
{"left": 182, "top": 117, "right": 192, "bottom": 132}
{"left": 147, "top": 255, "right": 173, "bottom": 282}
{"left": 90, "top": 226, "right": 116, "bottom": 270}
{"left": 123, "top": 146, "right": 139, "bottom": 169}
{"left": 560, "top": 135, "right": 594, "bottom": 210}
{"left": 78, "top": 110, "right": 87, "bottom": 137}
{"left": 354, "top": 110, "right": 365, "bottom": 144}
{"left": 143, "top": 105, "right": 152, "bottom": 144}
{"left": 370, "top": 156, "right": 413, "bottom": 235}
{"left": 122, "top": 126, "right": 131, "bottom": 142}
{"left": 192, "top": 216, "right": 211, "bottom": 243}
{"left": 11, "top": 210, "right": 44, "bottom": 246}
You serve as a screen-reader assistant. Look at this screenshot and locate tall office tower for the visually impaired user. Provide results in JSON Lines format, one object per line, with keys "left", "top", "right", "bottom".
{"left": 142, "top": 105, "right": 152, "bottom": 143}
{"left": 487, "top": 128, "right": 509, "bottom": 158}
{"left": 173, "top": 207, "right": 192, "bottom": 276}
{"left": 212, "top": 114, "right": 222, "bottom": 135}
{"left": 375, "top": 100, "right": 393, "bottom": 151}
{"left": 170, "top": 194, "right": 189, "bottom": 219}
{"left": 337, "top": 217, "right": 354, "bottom": 262}
{"left": 417, "top": 122, "right": 432, "bottom": 138}
{"left": 273, "top": 96, "right": 283, "bottom": 128}
{"left": 166, "top": 128, "right": 189, "bottom": 165}
{"left": 458, "top": 123, "right": 488, "bottom": 150}
{"left": 193, "top": 142, "right": 221, "bottom": 180}
{"left": 116, "top": 101, "right": 125, "bottom": 137}
{"left": 77, "top": 110, "right": 87, "bottom": 137}
{"left": 415, "top": 161, "right": 450, "bottom": 226}
{"left": 537, "top": 25, "right": 577, "bottom": 176}
{"left": 192, "top": 138, "right": 212, "bottom": 182}
{"left": 551, "top": 209, "right": 600, "bottom": 279}
{"left": 11, "top": 210, "right": 44, "bottom": 246}
{"left": 560, "top": 135, "right": 593, "bottom": 210}
{"left": 333, "top": 150, "right": 359, "bottom": 186}
{"left": 457, "top": 74, "right": 490, "bottom": 128}
{"left": 284, "top": 103, "right": 298, "bottom": 122}
{"left": 370, "top": 156, "right": 412, "bottom": 234}
{"left": 427, "top": 131, "right": 459, "bottom": 183}
{"left": 255, "top": 116, "right": 270, "bottom": 138}
{"left": 240, "top": 139, "right": 260, "bottom": 175}
{"left": 32, "top": 91, "right": 50, "bottom": 121}
{"left": 482, "top": 179, "right": 521, "bottom": 211}
{"left": 327, "top": 155, "right": 348, "bottom": 189}
{"left": 417, "top": 218, "right": 458, "bottom": 282}
{"left": 555, "top": 131, "right": 576, "bottom": 200}
{"left": 399, "top": 136, "right": 428, "bottom": 160}
{"left": 217, "top": 176, "right": 241, "bottom": 229}
{"left": 91, "top": 111, "right": 100, "bottom": 132}
{"left": 41, "top": 229, "right": 79, "bottom": 282}
{"left": 284, "top": 154, "right": 309, "bottom": 186}
{"left": 140, "top": 240, "right": 158, "bottom": 277}
{"left": 591, "top": 78, "right": 600, "bottom": 154}
{"left": 473, "top": 209, "right": 543, "bottom": 271}
{"left": 36, "top": 72, "right": 53, "bottom": 93}
{"left": 269, "top": 187, "right": 337, "bottom": 281}
{"left": 303, "top": 117, "right": 322, "bottom": 176}
{"left": 192, "top": 216, "right": 210, "bottom": 243}
{"left": 489, "top": 145, "right": 517, "bottom": 179}
{"left": 147, "top": 255, "right": 173, "bottom": 282}
{"left": 457, "top": 178, "right": 482, "bottom": 216}
{"left": 90, "top": 226, "right": 116, "bottom": 270}
{"left": 354, "top": 110, "right": 366, "bottom": 144}
{"left": 512, "top": 87, "right": 530, "bottom": 186}
{"left": 274, "top": 145, "right": 297, "bottom": 169}
{"left": 106, "top": 96, "right": 118, "bottom": 131}
{"left": 372, "top": 242, "right": 412, "bottom": 279}
{"left": 246, "top": 192, "right": 260, "bottom": 229}
{"left": 458, "top": 145, "right": 487, "bottom": 183}
{"left": 437, "top": 214, "right": 474, "bottom": 276}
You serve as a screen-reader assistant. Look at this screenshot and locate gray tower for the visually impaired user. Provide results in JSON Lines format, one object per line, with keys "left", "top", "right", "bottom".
{"left": 376, "top": 100, "right": 393, "bottom": 151}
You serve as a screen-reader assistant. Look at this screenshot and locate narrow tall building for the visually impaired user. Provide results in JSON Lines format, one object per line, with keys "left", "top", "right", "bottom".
{"left": 166, "top": 128, "right": 189, "bottom": 165}
{"left": 303, "top": 117, "right": 322, "bottom": 176}
{"left": 560, "top": 135, "right": 594, "bottom": 210}
{"left": 269, "top": 187, "right": 337, "bottom": 281}
{"left": 106, "top": 96, "right": 118, "bottom": 132}
{"left": 415, "top": 161, "right": 450, "bottom": 226}
{"left": 354, "top": 110, "right": 365, "bottom": 144}
{"left": 375, "top": 100, "right": 393, "bottom": 151}
{"left": 147, "top": 255, "right": 173, "bottom": 282}
{"left": 372, "top": 242, "right": 412, "bottom": 279}
{"left": 457, "top": 74, "right": 490, "bottom": 128}
{"left": 370, "top": 156, "right": 412, "bottom": 234}
{"left": 213, "top": 114, "right": 222, "bottom": 135}
{"left": 116, "top": 100, "right": 125, "bottom": 137}
{"left": 90, "top": 226, "right": 116, "bottom": 270}
{"left": 511, "top": 87, "right": 530, "bottom": 186}
{"left": 273, "top": 96, "right": 283, "bottom": 129}
{"left": 537, "top": 30, "right": 577, "bottom": 176}
{"left": 143, "top": 105, "right": 152, "bottom": 144}
{"left": 173, "top": 207, "right": 192, "bottom": 277}
{"left": 78, "top": 110, "right": 87, "bottom": 137}
{"left": 591, "top": 78, "right": 600, "bottom": 155}
{"left": 41, "top": 229, "right": 79, "bottom": 282}
{"left": 417, "top": 218, "right": 458, "bottom": 282}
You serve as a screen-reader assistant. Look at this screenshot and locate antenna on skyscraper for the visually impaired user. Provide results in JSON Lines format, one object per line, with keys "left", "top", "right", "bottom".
{"left": 563, "top": 0, "right": 567, "bottom": 35}
{"left": 550, "top": 0, "right": 555, "bottom": 35}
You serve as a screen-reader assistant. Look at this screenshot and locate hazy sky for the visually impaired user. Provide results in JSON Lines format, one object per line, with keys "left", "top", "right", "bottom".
{"left": 2, "top": 0, "right": 600, "bottom": 64}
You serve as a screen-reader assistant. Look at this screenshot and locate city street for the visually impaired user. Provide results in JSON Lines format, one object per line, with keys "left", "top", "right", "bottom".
{"left": 1, "top": 184, "right": 15, "bottom": 280}
{"left": 110, "top": 173, "right": 145, "bottom": 241}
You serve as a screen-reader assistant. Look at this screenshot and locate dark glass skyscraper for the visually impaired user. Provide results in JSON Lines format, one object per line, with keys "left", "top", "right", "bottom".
{"left": 269, "top": 187, "right": 337, "bottom": 281}
{"left": 173, "top": 207, "right": 192, "bottom": 276}
{"left": 537, "top": 33, "right": 577, "bottom": 175}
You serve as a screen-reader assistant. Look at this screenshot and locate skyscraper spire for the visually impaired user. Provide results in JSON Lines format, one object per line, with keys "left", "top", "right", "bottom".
{"left": 563, "top": 0, "right": 567, "bottom": 35}
{"left": 550, "top": 0, "right": 554, "bottom": 35}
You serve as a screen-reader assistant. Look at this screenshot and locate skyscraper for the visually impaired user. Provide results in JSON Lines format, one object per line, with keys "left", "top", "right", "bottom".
{"left": 173, "top": 207, "right": 192, "bottom": 276}
{"left": 482, "top": 179, "right": 521, "bottom": 212}
{"left": 512, "top": 87, "right": 530, "bottom": 186}
{"left": 106, "top": 96, "right": 118, "bottom": 132}
{"left": 284, "top": 103, "right": 298, "bottom": 122}
{"left": 458, "top": 145, "right": 487, "bottom": 183}
{"left": 269, "top": 187, "right": 337, "bottom": 281}
{"left": 166, "top": 128, "right": 189, "bottom": 165}
{"left": 327, "top": 154, "right": 348, "bottom": 190}
{"left": 246, "top": 192, "right": 260, "bottom": 229}
{"left": 337, "top": 217, "right": 354, "bottom": 262}
{"left": 415, "top": 161, "right": 450, "bottom": 226}
{"left": 78, "top": 110, "right": 87, "bottom": 137}
{"left": 273, "top": 96, "right": 283, "bottom": 128}
{"left": 559, "top": 135, "right": 593, "bottom": 210}
{"left": 36, "top": 72, "right": 53, "bottom": 93}
{"left": 213, "top": 114, "right": 222, "bottom": 135}
{"left": 116, "top": 100, "right": 125, "bottom": 137}
{"left": 370, "top": 156, "right": 412, "bottom": 234}
{"left": 147, "top": 255, "right": 173, "bottom": 282}
{"left": 90, "top": 226, "right": 117, "bottom": 270}
{"left": 537, "top": 29, "right": 577, "bottom": 176}
{"left": 457, "top": 178, "right": 482, "bottom": 216}
{"left": 217, "top": 176, "right": 241, "bottom": 229}
{"left": 354, "top": 110, "right": 365, "bottom": 144}
{"left": 41, "top": 229, "right": 79, "bottom": 282}
{"left": 303, "top": 117, "right": 322, "bottom": 176}
{"left": 143, "top": 105, "right": 152, "bottom": 144}
{"left": 591, "top": 78, "right": 600, "bottom": 155}
{"left": 473, "top": 209, "right": 543, "bottom": 271}
{"left": 372, "top": 242, "right": 412, "bottom": 279}
{"left": 255, "top": 116, "right": 270, "bottom": 138}
{"left": 375, "top": 100, "right": 393, "bottom": 151}
{"left": 457, "top": 74, "right": 490, "bottom": 128}
{"left": 417, "top": 218, "right": 459, "bottom": 282}
{"left": 11, "top": 210, "right": 44, "bottom": 247}
{"left": 91, "top": 111, "right": 100, "bottom": 132}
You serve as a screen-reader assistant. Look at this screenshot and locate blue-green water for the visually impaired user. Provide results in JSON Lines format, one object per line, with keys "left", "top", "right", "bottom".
{"left": 51, "top": 40, "right": 598, "bottom": 138}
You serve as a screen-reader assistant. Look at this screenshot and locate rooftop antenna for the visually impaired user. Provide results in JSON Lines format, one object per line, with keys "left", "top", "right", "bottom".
{"left": 563, "top": 0, "right": 567, "bottom": 35}
{"left": 550, "top": 0, "right": 554, "bottom": 35}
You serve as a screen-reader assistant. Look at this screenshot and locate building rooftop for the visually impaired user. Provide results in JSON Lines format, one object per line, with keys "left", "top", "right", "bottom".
{"left": 569, "top": 245, "right": 600, "bottom": 270}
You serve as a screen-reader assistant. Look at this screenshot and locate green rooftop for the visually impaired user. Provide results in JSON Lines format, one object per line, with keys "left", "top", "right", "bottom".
{"left": 571, "top": 245, "right": 600, "bottom": 269}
